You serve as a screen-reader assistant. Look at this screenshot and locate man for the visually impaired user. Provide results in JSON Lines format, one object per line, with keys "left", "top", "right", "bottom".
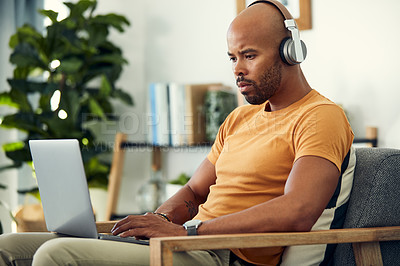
{"left": 0, "top": 1, "right": 354, "bottom": 265}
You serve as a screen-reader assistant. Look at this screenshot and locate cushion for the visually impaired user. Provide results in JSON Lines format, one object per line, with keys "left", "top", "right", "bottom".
{"left": 280, "top": 146, "right": 356, "bottom": 266}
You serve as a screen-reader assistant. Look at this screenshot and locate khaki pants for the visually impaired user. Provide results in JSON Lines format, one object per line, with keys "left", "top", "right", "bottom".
{"left": 0, "top": 233, "right": 243, "bottom": 266}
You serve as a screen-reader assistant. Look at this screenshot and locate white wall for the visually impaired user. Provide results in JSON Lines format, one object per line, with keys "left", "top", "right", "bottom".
{"left": 300, "top": 0, "right": 400, "bottom": 148}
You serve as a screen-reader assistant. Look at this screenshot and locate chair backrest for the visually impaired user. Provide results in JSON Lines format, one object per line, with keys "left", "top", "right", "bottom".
{"left": 333, "top": 147, "right": 400, "bottom": 265}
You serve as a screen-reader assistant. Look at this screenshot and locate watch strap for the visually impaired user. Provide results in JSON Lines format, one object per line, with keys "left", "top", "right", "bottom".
{"left": 186, "top": 226, "right": 197, "bottom": 236}
{"left": 183, "top": 219, "right": 202, "bottom": 236}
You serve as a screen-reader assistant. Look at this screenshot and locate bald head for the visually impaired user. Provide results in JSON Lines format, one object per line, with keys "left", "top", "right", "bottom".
{"left": 228, "top": 2, "right": 290, "bottom": 53}
{"left": 227, "top": 2, "right": 311, "bottom": 109}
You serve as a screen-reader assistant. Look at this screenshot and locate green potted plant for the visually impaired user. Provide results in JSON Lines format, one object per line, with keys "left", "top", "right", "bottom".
{"left": 0, "top": 0, "right": 133, "bottom": 200}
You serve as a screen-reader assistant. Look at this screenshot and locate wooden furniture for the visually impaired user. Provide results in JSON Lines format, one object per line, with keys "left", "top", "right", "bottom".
{"left": 235, "top": 0, "right": 312, "bottom": 30}
{"left": 96, "top": 220, "right": 400, "bottom": 266}
{"left": 104, "top": 133, "right": 127, "bottom": 221}
{"left": 148, "top": 226, "right": 400, "bottom": 266}
{"left": 97, "top": 146, "right": 400, "bottom": 265}
{"left": 103, "top": 133, "right": 165, "bottom": 220}
{"left": 95, "top": 223, "right": 400, "bottom": 265}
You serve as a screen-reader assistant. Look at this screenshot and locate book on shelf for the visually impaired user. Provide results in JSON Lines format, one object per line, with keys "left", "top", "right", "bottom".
{"left": 148, "top": 82, "right": 170, "bottom": 146}
{"left": 168, "top": 82, "right": 186, "bottom": 146}
{"left": 148, "top": 82, "right": 223, "bottom": 146}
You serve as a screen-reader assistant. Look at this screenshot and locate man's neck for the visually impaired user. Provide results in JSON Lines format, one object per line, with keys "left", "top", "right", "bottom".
{"left": 266, "top": 68, "right": 312, "bottom": 112}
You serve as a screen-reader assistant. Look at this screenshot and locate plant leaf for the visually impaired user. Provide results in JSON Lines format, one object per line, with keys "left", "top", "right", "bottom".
{"left": 17, "top": 188, "right": 41, "bottom": 201}
{"left": 90, "top": 53, "right": 127, "bottom": 65}
{"left": 91, "top": 14, "right": 130, "bottom": 32}
{"left": 3, "top": 141, "right": 25, "bottom": 152}
{"left": 58, "top": 89, "right": 80, "bottom": 124}
{"left": 112, "top": 89, "right": 134, "bottom": 106}
{"left": 84, "top": 156, "right": 110, "bottom": 189}
{"left": 2, "top": 142, "right": 32, "bottom": 163}
{"left": 87, "top": 23, "right": 108, "bottom": 47}
{"left": 0, "top": 92, "right": 19, "bottom": 108}
{"left": 100, "top": 75, "right": 112, "bottom": 97}
{"left": 169, "top": 173, "right": 191, "bottom": 186}
{"left": 88, "top": 98, "right": 106, "bottom": 120}
{"left": 39, "top": 9, "right": 59, "bottom": 23}
{"left": 9, "top": 24, "right": 43, "bottom": 50}
{"left": 64, "top": 0, "right": 96, "bottom": 19}
{"left": 7, "top": 79, "right": 48, "bottom": 93}
{"left": 44, "top": 23, "right": 65, "bottom": 59}
{"left": 0, "top": 113, "right": 47, "bottom": 135}
{"left": 9, "top": 89, "right": 32, "bottom": 112}
{"left": 58, "top": 57, "right": 84, "bottom": 74}
{"left": 9, "top": 43, "right": 46, "bottom": 69}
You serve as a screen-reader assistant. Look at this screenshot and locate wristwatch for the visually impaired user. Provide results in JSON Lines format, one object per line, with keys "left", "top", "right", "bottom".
{"left": 183, "top": 219, "right": 202, "bottom": 236}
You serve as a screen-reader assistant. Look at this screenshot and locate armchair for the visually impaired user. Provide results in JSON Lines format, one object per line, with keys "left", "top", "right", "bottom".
{"left": 97, "top": 147, "right": 400, "bottom": 266}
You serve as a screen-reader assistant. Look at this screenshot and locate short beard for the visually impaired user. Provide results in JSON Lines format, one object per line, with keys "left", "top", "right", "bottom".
{"left": 239, "top": 63, "right": 282, "bottom": 105}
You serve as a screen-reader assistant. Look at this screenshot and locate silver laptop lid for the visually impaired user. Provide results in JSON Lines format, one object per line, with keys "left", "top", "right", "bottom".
{"left": 29, "top": 139, "right": 98, "bottom": 238}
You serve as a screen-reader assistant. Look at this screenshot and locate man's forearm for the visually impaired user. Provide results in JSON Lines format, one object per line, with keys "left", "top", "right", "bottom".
{"left": 155, "top": 158, "right": 216, "bottom": 225}
{"left": 155, "top": 184, "right": 205, "bottom": 225}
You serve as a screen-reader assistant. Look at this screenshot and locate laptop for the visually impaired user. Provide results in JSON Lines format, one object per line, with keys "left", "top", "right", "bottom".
{"left": 29, "top": 139, "right": 148, "bottom": 245}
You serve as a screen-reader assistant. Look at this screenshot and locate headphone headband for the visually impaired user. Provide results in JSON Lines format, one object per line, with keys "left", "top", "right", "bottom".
{"left": 248, "top": 0, "right": 293, "bottom": 20}
{"left": 248, "top": 0, "right": 306, "bottom": 65}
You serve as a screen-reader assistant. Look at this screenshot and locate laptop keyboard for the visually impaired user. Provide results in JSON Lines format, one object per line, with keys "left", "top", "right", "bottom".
{"left": 98, "top": 234, "right": 149, "bottom": 245}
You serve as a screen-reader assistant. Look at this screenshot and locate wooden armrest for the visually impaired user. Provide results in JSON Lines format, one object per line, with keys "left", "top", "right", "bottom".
{"left": 96, "top": 221, "right": 119, "bottom": 233}
{"left": 150, "top": 226, "right": 400, "bottom": 266}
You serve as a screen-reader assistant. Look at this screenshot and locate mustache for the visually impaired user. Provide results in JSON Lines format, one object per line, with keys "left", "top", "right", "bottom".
{"left": 236, "top": 76, "right": 256, "bottom": 86}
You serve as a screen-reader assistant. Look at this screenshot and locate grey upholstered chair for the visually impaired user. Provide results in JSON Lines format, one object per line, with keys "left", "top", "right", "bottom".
{"left": 333, "top": 147, "right": 400, "bottom": 265}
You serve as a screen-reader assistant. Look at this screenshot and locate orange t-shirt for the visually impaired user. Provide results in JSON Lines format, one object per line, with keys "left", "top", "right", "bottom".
{"left": 194, "top": 90, "right": 354, "bottom": 265}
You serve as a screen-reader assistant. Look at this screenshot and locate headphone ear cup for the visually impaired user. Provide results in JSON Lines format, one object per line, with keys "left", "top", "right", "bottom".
{"left": 279, "top": 37, "right": 307, "bottom": 65}
{"left": 279, "top": 37, "right": 292, "bottom": 65}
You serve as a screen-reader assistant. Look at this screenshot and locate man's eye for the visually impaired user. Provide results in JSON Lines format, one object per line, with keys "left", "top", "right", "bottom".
{"left": 245, "top": 54, "right": 255, "bottom": 59}
{"left": 229, "top": 57, "right": 237, "bottom": 62}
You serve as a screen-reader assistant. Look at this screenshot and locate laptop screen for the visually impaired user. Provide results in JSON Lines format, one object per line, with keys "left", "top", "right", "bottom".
{"left": 29, "top": 139, "right": 98, "bottom": 238}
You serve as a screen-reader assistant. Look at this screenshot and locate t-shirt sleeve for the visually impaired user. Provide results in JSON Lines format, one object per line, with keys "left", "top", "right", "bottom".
{"left": 293, "top": 104, "right": 354, "bottom": 172}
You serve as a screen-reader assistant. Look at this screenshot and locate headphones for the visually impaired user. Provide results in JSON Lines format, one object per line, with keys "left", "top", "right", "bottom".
{"left": 248, "top": 0, "right": 307, "bottom": 65}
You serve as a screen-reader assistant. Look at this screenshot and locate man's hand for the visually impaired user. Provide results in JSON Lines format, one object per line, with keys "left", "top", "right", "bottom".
{"left": 111, "top": 212, "right": 187, "bottom": 239}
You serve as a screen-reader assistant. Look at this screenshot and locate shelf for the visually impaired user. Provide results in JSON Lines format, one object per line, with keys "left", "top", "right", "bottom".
{"left": 120, "top": 142, "right": 213, "bottom": 149}
{"left": 353, "top": 138, "right": 377, "bottom": 147}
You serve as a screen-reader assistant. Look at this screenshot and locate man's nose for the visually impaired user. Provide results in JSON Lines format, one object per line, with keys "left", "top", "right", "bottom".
{"left": 233, "top": 59, "right": 247, "bottom": 77}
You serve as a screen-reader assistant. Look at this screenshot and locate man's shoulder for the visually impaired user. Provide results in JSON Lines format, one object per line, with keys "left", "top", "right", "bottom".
{"left": 300, "top": 90, "right": 342, "bottom": 112}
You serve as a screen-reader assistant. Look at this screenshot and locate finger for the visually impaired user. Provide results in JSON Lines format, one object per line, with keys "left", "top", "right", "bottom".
{"left": 119, "top": 228, "right": 148, "bottom": 238}
{"left": 111, "top": 215, "right": 136, "bottom": 232}
{"left": 112, "top": 215, "right": 150, "bottom": 235}
{"left": 111, "top": 217, "right": 128, "bottom": 231}
{"left": 112, "top": 222, "right": 135, "bottom": 236}
{"left": 119, "top": 229, "right": 136, "bottom": 238}
{"left": 112, "top": 219, "right": 136, "bottom": 235}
